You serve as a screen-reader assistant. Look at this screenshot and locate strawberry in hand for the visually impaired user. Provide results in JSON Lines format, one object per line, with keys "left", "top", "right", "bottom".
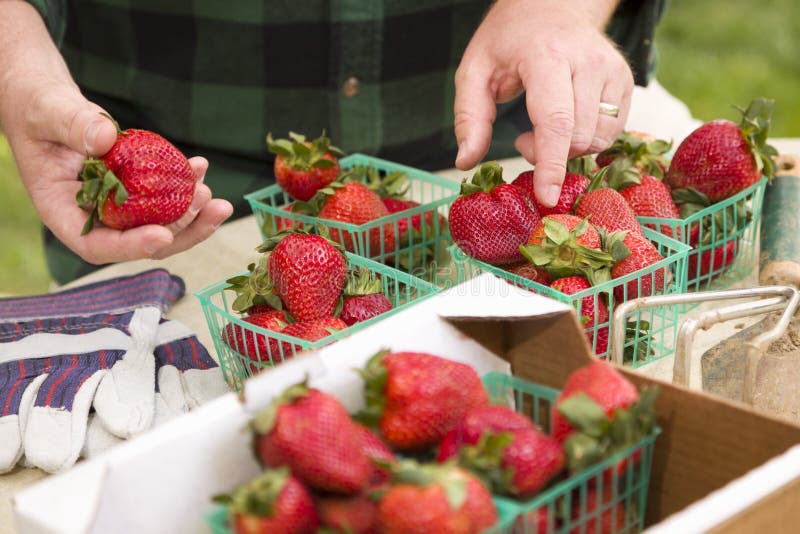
{"left": 267, "top": 131, "right": 344, "bottom": 201}
{"left": 77, "top": 117, "right": 196, "bottom": 234}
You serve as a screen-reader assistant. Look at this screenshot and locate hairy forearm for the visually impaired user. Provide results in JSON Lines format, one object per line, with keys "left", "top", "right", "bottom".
{"left": 0, "top": 0, "right": 75, "bottom": 130}
{"left": 494, "top": 0, "right": 621, "bottom": 29}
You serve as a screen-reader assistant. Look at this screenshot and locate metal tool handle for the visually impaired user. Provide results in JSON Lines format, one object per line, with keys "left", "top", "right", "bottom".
{"left": 744, "top": 288, "right": 800, "bottom": 403}
{"left": 611, "top": 286, "right": 798, "bottom": 387}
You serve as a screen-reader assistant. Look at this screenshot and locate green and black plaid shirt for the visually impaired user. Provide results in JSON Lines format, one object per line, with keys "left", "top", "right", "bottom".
{"left": 28, "top": 0, "right": 665, "bottom": 284}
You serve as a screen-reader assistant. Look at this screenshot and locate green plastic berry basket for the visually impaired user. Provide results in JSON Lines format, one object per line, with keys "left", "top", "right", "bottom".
{"left": 204, "top": 372, "right": 658, "bottom": 534}
{"left": 638, "top": 178, "right": 766, "bottom": 299}
{"left": 245, "top": 154, "right": 460, "bottom": 286}
{"left": 450, "top": 227, "right": 690, "bottom": 367}
{"left": 482, "top": 371, "right": 660, "bottom": 534}
{"left": 193, "top": 253, "right": 439, "bottom": 391}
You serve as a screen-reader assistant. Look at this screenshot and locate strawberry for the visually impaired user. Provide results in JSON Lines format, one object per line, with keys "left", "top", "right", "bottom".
{"left": 354, "top": 423, "right": 397, "bottom": 484}
{"left": 504, "top": 262, "right": 552, "bottom": 286}
{"left": 551, "top": 362, "right": 658, "bottom": 480}
{"left": 246, "top": 303, "right": 276, "bottom": 316}
{"left": 276, "top": 317, "right": 348, "bottom": 355}
{"left": 267, "top": 132, "right": 343, "bottom": 201}
{"left": 214, "top": 468, "right": 319, "bottom": 534}
{"left": 520, "top": 217, "right": 616, "bottom": 284}
{"left": 610, "top": 232, "right": 665, "bottom": 301}
{"left": 450, "top": 162, "right": 540, "bottom": 265}
{"left": 595, "top": 130, "right": 671, "bottom": 179}
{"left": 317, "top": 494, "right": 379, "bottom": 534}
{"left": 297, "top": 181, "right": 396, "bottom": 255}
{"left": 574, "top": 188, "right": 644, "bottom": 236}
{"left": 377, "top": 461, "right": 498, "bottom": 534}
{"left": 619, "top": 175, "right": 681, "bottom": 238}
{"left": 436, "top": 405, "right": 536, "bottom": 462}
{"left": 267, "top": 203, "right": 301, "bottom": 234}
{"left": 77, "top": 121, "right": 195, "bottom": 234}
{"left": 516, "top": 507, "right": 559, "bottom": 534}
{"left": 666, "top": 98, "right": 777, "bottom": 202}
{"left": 340, "top": 268, "right": 393, "bottom": 326}
{"left": 256, "top": 229, "right": 348, "bottom": 322}
{"left": 569, "top": 488, "right": 627, "bottom": 534}
{"left": 222, "top": 310, "right": 289, "bottom": 369}
{"left": 358, "top": 351, "right": 489, "bottom": 451}
{"left": 513, "top": 170, "right": 590, "bottom": 216}
{"left": 550, "top": 277, "right": 609, "bottom": 355}
{"left": 252, "top": 383, "right": 372, "bottom": 494}
{"left": 461, "top": 427, "right": 565, "bottom": 497}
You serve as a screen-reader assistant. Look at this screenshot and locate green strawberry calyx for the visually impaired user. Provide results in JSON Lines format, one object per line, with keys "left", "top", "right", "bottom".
{"left": 226, "top": 254, "right": 283, "bottom": 314}
{"left": 355, "top": 348, "right": 391, "bottom": 428}
{"left": 598, "top": 131, "right": 671, "bottom": 179}
{"left": 292, "top": 178, "right": 351, "bottom": 217}
{"left": 341, "top": 165, "right": 410, "bottom": 199}
{"left": 566, "top": 155, "right": 599, "bottom": 177}
{"left": 212, "top": 466, "right": 291, "bottom": 517}
{"left": 558, "top": 387, "right": 659, "bottom": 474}
{"left": 734, "top": 98, "right": 779, "bottom": 181}
{"left": 390, "top": 459, "right": 469, "bottom": 510}
{"left": 344, "top": 267, "right": 383, "bottom": 297}
{"left": 76, "top": 158, "right": 129, "bottom": 235}
{"left": 519, "top": 218, "right": 618, "bottom": 285}
{"left": 458, "top": 432, "right": 517, "bottom": 496}
{"left": 250, "top": 380, "right": 310, "bottom": 436}
{"left": 266, "top": 131, "right": 344, "bottom": 171}
{"left": 459, "top": 161, "right": 505, "bottom": 197}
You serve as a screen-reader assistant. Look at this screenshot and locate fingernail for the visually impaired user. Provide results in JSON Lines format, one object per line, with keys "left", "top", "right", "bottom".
{"left": 543, "top": 184, "right": 561, "bottom": 206}
{"left": 83, "top": 121, "right": 101, "bottom": 153}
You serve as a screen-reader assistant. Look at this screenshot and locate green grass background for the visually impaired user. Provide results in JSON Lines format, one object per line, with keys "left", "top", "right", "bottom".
{"left": 0, "top": 0, "right": 798, "bottom": 295}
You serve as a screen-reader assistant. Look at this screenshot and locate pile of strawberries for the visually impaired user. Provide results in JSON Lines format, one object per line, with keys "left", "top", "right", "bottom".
{"left": 266, "top": 132, "right": 447, "bottom": 260}
{"left": 222, "top": 229, "right": 394, "bottom": 371}
{"left": 215, "top": 353, "right": 657, "bottom": 534}
{"left": 451, "top": 160, "right": 668, "bottom": 355}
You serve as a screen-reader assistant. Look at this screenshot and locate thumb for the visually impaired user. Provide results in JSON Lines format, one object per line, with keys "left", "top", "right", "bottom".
{"left": 30, "top": 92, "right": 117, "bottom": 156}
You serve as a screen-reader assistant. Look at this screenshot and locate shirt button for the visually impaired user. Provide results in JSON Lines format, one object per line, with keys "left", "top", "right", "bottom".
{"left": 342, "top": 77, "right": 360, "bottom": 98}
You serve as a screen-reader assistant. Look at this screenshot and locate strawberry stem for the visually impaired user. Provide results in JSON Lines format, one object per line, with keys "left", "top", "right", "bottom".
{"left": 76, "top": 157, "right": 128, "bottom": 234}
{"left": 735, "top": 98, "right": 779, "bottom": 180}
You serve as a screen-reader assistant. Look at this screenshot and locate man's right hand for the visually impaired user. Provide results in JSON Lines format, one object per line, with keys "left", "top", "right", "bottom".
{"left": 0, "top": 1, "right": 232, "bottom": 266}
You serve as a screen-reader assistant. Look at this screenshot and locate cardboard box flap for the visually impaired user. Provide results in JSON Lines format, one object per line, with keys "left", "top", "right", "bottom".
{"left": 646, "top": 444, "right": 800, "bottom": 533}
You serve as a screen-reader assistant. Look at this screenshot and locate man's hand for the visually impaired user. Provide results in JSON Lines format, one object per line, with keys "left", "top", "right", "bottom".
{"left": 0, "top": 1, "right": 233, "bottom": 266}
{"left": 454, "top": 0, "right": 632, "bottom": 207}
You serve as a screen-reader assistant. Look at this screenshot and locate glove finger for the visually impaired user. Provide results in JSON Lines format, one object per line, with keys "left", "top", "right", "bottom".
{"left": 81, "top": 413, "right": 123, "bottom": 460}
{"left": 156, "top": 365, "right": 188, "bottom": 421}
{"left": 0, "top": 368, "right": 48, "bottom": 473}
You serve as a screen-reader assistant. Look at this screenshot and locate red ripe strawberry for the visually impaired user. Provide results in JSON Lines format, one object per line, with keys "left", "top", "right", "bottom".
{"left": 619, "top": 175, "right": 681, "bottom": 239}
{"left": 666, "top": 99, "right": 777, "bottom": 203}
{"left": 550, "top": 277, "right": 609, "bottom": 355}
{"left": 354, "top": 423, "right": 396, "bottom": 484}
{"left": 276, "top": 317, "right": 348, "bottom": 355}
{"left": 450, "top": 162, "right": 540, "bottom": 265}
{"left": 687, "top": 239, "right": 736, "bottom": 289}
{"left": 359, "top": 351, "right": 489, "bottom": 451}
{"left": 527, "top": 215, "right": 601, "bottom": 249}
{"left": 574, "top": 188, "right": 644, "bottom": 236}
{"left": 382, "top": 197, "right": 446, "bottom": 238}
{"left": 253, "top": 384, "right": 371, "bottom": 494}
{"left": 437, "top": 405, "right": 536, "bottom": 462}
{"left": 516, "top": 507, "right": 559, "bottom": 534}
{"left": 513, "top": 170, "right": 590, "bottom": 216}
{"left": 340, "top": 268, "right": 393, "bottom": 326}
{"left": 267, "top": 132, "right": 343, "bottom": 201}
{"left": 551, "top": 362, "right": 658, "bottom": 481}
{"left": 520, "top": 217, "right": 615, "bottom": 284}
{"left": 317, "top": 494, "right": 379, "bottom": 534}
{"left": 504, "top": 262, "right": 552, "bottom": 286}
{"left": 259, "top": 230, "right": 348, "bottom": 322}
{"left": 246, "top": 303, "right": 276, "bottom": 316}
{"left": 272, "top": 203, "right": 301, "bottom": 233}
{"left": 569, "top": 488, "right": 627, "bottom": 534}
{"left": 596, "top": 130, "right": 671, "bottom": 179}
{"left": 217, "top": 468, "right": 319, "bottom": 534}
{"left": 77, "top": 124, "right": 195, "bottom": 234}
{"left": 300, "top": 181, "right": 396, "bottom": 254}
{"left": 610, "top": 232, "right": 665, "bottom": 301}
{"left": 377, "top": 461, "right": 498, "bottom": 534}
{"left": 222, "top": 310, "right": 288, "bottom": 369}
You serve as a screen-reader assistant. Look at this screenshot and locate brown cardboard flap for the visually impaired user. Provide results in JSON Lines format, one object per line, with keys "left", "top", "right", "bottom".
{"left": 708, "top": 475, "right": 800, "bottom": 533}
{"left": 447, "top": 309, "right": 800, "bottom": 525}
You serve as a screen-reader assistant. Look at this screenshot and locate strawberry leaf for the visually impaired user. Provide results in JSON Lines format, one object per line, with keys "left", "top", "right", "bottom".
{"left": 557, "top": 393, "right": 608, "bottom": 438}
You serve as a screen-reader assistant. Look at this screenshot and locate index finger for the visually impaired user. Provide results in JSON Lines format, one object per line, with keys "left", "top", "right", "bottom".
{"left": 523, "top": 57, "right": 574, "bottom": 207}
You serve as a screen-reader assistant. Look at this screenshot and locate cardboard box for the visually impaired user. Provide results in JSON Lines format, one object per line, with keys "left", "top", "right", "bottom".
{"left": 12, "top": 274, "right": 800, "bottom": 533}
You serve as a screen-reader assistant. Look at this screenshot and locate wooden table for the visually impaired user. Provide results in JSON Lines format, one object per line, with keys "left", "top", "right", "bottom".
{"left": 2, "top": 142, "right": 798, "bottom": 532}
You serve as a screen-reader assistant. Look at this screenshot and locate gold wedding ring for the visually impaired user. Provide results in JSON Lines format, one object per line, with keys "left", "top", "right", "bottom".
{"left": 599, "top": 102, "right": 620, "bottom": 118}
